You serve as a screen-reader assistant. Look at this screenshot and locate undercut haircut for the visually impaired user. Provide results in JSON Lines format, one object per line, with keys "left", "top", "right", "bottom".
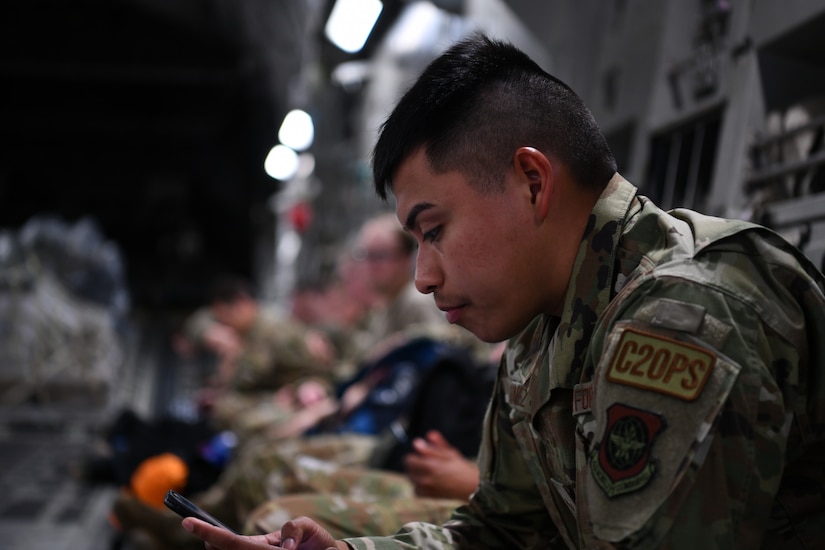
{"left": 372, "top": 33, "right": 617, "bottom": 200}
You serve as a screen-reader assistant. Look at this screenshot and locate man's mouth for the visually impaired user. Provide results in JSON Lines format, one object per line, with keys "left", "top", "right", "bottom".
{"left": 439, "top": 304, "right": 465, "bottom": 323}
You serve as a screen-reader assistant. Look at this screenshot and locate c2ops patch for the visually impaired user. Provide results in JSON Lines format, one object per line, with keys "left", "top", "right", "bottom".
{"left": 605, "top": 327, "right": 716, "bottom": 401}
{"left": 590, "top": 403, "right": 666, "bottom": 498}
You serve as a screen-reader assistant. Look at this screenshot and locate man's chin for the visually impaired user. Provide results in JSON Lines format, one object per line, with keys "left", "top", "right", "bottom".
{"left": 462, "top": 322, "right": 510, "bottom": 344}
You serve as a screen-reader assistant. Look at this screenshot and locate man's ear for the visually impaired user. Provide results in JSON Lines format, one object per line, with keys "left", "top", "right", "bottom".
{"left": 514, "top": 147, "right": 553, "bottom": 220}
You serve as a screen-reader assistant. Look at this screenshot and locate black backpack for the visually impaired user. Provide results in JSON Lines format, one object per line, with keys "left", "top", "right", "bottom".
{"left": 367, "top": 340, "right": 498, "bottom": 472}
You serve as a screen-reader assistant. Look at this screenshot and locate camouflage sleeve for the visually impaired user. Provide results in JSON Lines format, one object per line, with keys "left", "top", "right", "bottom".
{"left": 344, "top": 378, "right": 563, "bottom": 550}
{"left": 232, "top": 317, "right": 331, "bottom": 391}
{"left": 579, "top": 263, "right": 825, "bottom": 548}
{"left": 268, "top": 319, "right": 331, "bottom": 377}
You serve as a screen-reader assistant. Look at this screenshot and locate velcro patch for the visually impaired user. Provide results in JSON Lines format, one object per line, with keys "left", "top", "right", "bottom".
{"left": 590, "top": 403, "right": 665, "bottom": 498}
{"left": 572, "top": 382, "right": 593, "bottom": 415}
{"left": 605, "top": 328, "right": 715, "bottom": 401}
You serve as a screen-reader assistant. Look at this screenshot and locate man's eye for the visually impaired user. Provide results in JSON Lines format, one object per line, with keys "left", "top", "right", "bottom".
{"left": 422, "top": 226, "right": 441, "bottom": 243}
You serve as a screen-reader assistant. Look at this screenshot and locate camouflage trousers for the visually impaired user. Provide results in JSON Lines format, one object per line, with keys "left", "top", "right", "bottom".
{"left": 113, "top": 433, "right": 462, "bottom": 546}
{"left": 210, "top": 432, "right": 462, "bottom": 538}
{"left": 227, "top": 433, "right": 462, "bottom": 538}
{"left": 246, "top": 490, "right": 464, "bottom": 539}
{"left": 110, "top": 432, "right": 382, "bottom": 550}
{"left": 210, "top": 391, "right": 296, "bottom": 443}
{"left": 200, "top": 433, "right": 380, "bottom": 527}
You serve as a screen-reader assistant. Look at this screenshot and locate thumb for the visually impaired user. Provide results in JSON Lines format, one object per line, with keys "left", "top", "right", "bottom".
{"left": 425, "top": 430, "right": 450, "bottom": 449}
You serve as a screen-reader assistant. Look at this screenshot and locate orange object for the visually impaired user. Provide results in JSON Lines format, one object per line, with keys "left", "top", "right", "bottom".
{"left": 130, "top": 452, "right": 189, "bottom": 509}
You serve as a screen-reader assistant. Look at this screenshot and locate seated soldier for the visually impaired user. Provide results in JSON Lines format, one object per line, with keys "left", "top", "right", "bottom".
{"left": 108, "top": 275, "right": 338, "bottom": 548}
{"left": 195, "top": 274, "right": 337, "bottom": 428}
{"left": 111, "top": 331, "right": 500, "bottom": 549}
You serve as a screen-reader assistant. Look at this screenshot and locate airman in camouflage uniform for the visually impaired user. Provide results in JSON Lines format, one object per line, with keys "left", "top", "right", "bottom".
{"left": 204, "top": 322, "right": 490, "bottom": 524}
{"left": 183, "top": 34, "right": 825, "bottom": 550}
{"left": 349, "top": 212, "right": 449, "bottom": 354}
{"left": 110, "top": 277, "right": 338, "bottom": 549}
{"left": 153, "top": 275, "right": 488, "bottom": 545}
{"left": 190, "top": 275, "right": 336, "bottom": 441}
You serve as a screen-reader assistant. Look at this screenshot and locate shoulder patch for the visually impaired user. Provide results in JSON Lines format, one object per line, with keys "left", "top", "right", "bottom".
{"left": 605, "top": 328, "right": 715, "bottom": 401}
{"left": 590, "top": 403, "right": 666, "bottom": 498}
{"left": 581, "top": 321, "right": 742, "bottom": 543}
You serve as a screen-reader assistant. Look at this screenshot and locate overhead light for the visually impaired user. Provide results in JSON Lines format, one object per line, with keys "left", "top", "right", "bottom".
{"left": 385, "top": 1, "right": 448, "bottom": 56}
{"left": 325, "top": 0, "right": 383, "bottom": 54}
{"left": 296, "top": 153, "right": 316, "bottom": 179}
{"left": 278, "top": 109, "right": 314, "bottom": 151}
{"left": 331, "top": 60, "right": 373, "bottom": 91}
{"left": 264, "top": 145, "right": 299, "bottom": 181}
{"left": 277, "top": 228, "right": 302, "bottom": 265}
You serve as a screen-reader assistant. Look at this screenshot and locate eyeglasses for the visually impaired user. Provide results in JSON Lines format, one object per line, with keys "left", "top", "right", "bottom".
{"left": 352, "top": 248, "right": 406, "bottom": 263}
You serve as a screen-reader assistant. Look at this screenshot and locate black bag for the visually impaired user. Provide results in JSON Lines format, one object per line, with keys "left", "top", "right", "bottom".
{"left": 368, "top": 342, "right": 498, "bottom": 472}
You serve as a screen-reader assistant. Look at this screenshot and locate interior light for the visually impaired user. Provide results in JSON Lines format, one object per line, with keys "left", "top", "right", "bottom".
{"left": 385, "top": 1, "right": 444, "bottom": 56}
{"left": 277, "top": 228, "right": 302, "bottom": 265}
{"left": 264, "top": 145, "right": 299, "bottom": 181}
{"left": 331, "top": 60, "right": 373, "bottom": 91}
{"left": 325, "top": 0, "right": 383, "bottom": 54}
{"left": 278, "top": 109, "right": 314, "bottom": 151}
{"left": 296, "top": 153, "right": 316, "bottom": 179}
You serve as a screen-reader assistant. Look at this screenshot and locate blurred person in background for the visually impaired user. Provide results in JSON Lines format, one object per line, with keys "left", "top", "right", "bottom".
{"left": 109, "top": 212, "right": 495, "bottom": 549}
{"left": 108, "top": 274, "right": 338, "bottom": 549}
{"left": 354, "top": 212, "right": 446, "bottom": 348}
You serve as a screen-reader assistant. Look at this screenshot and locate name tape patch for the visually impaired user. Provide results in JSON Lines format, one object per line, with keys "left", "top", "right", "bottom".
{"left": 606, "top": 328, "right": 715, "bottom": 401}
{"left": 573, "top": 382, "right": 593, "bottom": 416}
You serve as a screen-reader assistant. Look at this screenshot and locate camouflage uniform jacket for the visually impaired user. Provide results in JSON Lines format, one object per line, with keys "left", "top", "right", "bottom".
{"left": 345, "top": 174, "right": 825, "bottom": 549}
{"left": 230, "top": 312, "right": 329, "bottom": 392}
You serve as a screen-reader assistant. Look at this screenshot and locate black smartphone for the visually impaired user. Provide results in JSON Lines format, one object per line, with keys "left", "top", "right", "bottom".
{"left": 164, "top": 489, "right": 238, "bottom": 534}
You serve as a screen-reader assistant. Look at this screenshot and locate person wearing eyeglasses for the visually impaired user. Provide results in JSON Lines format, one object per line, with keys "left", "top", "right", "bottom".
{"left": 352, "top": 212, "right": 447, "bottom": 351}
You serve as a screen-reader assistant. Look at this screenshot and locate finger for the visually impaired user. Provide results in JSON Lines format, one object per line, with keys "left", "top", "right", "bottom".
{"left": 405, "top": 461, "right": 433, "bottom": 486}
{"left": 425, "top": 430, "right": 449, "bottom": 447}
{"left": 280, "top": 517, "right": 314, "bottom": 549}
{"left": 403, "top": 451, "right": 428, "bottom": 474}
{"left": 412, "top": 437, "right": 451, "bottom": 459}
{"left": 281, "top": 517, "right": 337, "bottom": 549}
{"left": 182, "top": 517, "right": 271, "bottom": 549}
{"left": 411, "top": 436, "right": 445, "bottom": 457}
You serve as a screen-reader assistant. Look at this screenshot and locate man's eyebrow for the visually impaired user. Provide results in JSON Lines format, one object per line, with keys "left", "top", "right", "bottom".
{"left": 404, "top": 202, "right": 435, "bottom": 231}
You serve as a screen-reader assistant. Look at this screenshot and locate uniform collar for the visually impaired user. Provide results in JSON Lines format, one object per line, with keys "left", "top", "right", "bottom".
{"left": 546, "top": 173, "right": 638, "bottom": 388}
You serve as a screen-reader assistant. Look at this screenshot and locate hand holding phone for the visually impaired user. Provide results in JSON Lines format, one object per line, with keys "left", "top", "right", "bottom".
{"left": 164, "top": 489, "right": 238, "bottom": 534}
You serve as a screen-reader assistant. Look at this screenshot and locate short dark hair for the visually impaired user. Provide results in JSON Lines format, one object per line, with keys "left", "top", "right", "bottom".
{"left": 208, "top": 274, "right": 253, "bottom": 305}
{"left": 372, "top": 33, "right": 617, "bottom": 200}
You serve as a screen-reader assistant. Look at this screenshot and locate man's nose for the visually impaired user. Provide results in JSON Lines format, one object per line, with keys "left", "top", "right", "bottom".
{"left": 414, "top": 249, "right": 441, "bottom": 295}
